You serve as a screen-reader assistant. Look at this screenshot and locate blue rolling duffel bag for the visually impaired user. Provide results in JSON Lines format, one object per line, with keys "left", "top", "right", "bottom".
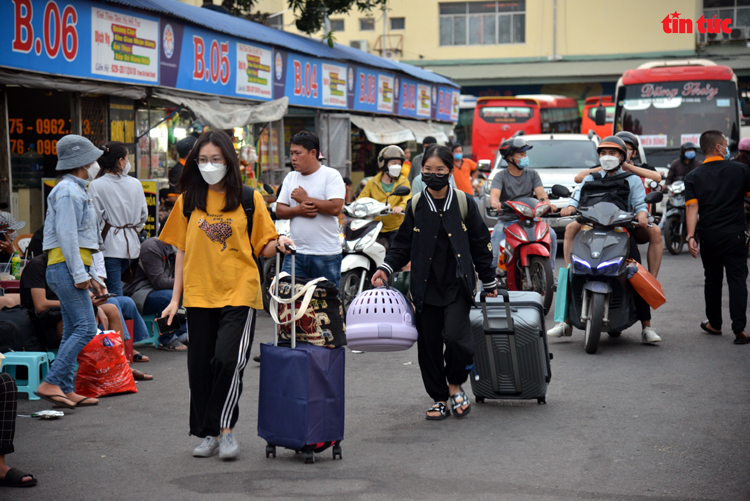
{"left": 257, "top": 248, "right": 345, "bottom": 464}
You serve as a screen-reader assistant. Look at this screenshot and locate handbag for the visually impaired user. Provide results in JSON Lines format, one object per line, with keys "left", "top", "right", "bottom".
{"left": 627, "top": 260, "right": 667, "bottom": 310}
{"left": 554, "top": 265, "right": 571, "bottom": 323}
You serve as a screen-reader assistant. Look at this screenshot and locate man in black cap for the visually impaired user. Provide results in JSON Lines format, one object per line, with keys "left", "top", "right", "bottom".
{"left": 169, "top": 136, "right": 196, "bottom": 192}
{"left": 408, "top": 136, "right": 438, "bottom": 184}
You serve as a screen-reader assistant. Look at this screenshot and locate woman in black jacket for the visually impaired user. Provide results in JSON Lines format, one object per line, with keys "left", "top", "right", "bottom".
{"left": 371, "top": 145, "right": 497, "bottom": 421}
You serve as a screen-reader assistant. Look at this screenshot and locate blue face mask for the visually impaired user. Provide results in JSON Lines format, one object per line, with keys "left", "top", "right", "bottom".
{"left": 454, "top": 153, "right": 463, "bottom": 161}
{"left": 684, "top": 150, "right": 696, "bottom": 160}
{"left": 721, "top": 145, "right": 730, "bottom": 161}
{"left": 515, "top": 157, "right": 530, "bottom": 169}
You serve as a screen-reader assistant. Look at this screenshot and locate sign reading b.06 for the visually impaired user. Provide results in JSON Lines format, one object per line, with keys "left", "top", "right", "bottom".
{"left": 12, "top": 0, "right": 79, "bottom": 61}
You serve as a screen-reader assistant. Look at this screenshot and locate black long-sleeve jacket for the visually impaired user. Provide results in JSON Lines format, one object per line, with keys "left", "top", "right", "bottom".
{"left": 378, "top": 188, "right": 497, "bottom": 311}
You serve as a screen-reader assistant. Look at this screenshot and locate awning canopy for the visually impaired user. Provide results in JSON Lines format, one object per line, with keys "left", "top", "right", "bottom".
{"left": 153, "top": 90, "right": 288, "bottom": 128}
{"left": 350, "top": 116, "right": 415, "bottom": 145}
{"left": 0, "top": 68, "right": 147, "bottom": 100}
{"left": 397, "top": 119, "right": 450, "bottom": 144}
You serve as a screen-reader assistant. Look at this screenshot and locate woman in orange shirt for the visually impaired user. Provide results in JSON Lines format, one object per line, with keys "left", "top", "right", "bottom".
{"left": 451, "top": 144, "right": 478, "bottom": 195}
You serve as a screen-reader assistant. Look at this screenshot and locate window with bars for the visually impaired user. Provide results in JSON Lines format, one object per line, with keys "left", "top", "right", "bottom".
{"left": 330, "top": 19, "right": 345, "bottom": 31}
{"left": 704, "top": 0, "right": 750, "bottom": 28}
{"left": 360, "top": 18, "right": 375, "bottom": 31}
{"left": 390, "top": 17, "right": 405, "bottom": 30}
{"left": 439, "top": 1, "right": 525, "bottom": 46}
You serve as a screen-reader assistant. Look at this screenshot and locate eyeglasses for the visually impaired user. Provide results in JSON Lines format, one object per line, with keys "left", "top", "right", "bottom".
{"left": 196, "top": 156, "right": 225, "bottom": 165}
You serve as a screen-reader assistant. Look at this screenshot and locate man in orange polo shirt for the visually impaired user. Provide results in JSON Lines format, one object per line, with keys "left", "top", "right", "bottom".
{"left": 685, "top": 130, "right": 750, "bottom": 345}
{"left": 451, "top": 144, "right": 478, "bottom": 195}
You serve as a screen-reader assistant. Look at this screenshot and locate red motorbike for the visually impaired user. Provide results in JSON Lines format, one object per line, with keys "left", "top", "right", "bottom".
{"left": 495, "top": 197, "right": 555, "bottom": 314}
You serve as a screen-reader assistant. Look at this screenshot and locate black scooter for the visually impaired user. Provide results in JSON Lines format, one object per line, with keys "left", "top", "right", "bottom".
{"left": 552, "top": 185, "right": 663, "bottom": 354}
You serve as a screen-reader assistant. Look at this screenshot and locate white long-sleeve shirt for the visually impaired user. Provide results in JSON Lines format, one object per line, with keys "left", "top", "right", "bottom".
{"left": 88, "top": 174, "right": 148, "bottom": 259}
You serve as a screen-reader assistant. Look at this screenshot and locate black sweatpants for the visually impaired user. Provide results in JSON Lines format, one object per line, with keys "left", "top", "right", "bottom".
{"left": 186, "top": 306, "right": 256, "bottom": 438}
{"left": 0, "top": 373, "right": 17, "bottom": 456}
{"left": 415, "top": 296, "right": 474, "bottom": 403}
{"left": 700, "top": 231, "right": 749, "bottom": 334}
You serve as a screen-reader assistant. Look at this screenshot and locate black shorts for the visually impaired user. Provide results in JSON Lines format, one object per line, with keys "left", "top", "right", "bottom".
{"left": 36, "top": 307, "right": 62, "bottom": 349}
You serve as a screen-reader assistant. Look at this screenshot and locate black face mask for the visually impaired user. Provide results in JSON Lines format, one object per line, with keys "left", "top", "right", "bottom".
{"left": 422, "top": 172, "right": 450, "bottom": 191}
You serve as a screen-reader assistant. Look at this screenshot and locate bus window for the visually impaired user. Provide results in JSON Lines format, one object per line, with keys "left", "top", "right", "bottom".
{"left": 479, "top": 106, "right": 534, "bottom": 123}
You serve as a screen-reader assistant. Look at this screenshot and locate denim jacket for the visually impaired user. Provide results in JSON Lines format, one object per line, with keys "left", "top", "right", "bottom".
{"left": 43, "top": 174, "right": 104, "bottom": 284}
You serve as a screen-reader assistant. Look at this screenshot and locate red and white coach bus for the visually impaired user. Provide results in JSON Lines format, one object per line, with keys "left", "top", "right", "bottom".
{"left": 613, "top": 60, "right": 741, "bottom": 168}
{"left": 472, "top": 95, "right": 580, "bottom": 162}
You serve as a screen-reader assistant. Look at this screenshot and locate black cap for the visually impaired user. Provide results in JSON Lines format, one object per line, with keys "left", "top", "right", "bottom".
{"left": 176, "top": 136, "right": 197, "bottom": 159}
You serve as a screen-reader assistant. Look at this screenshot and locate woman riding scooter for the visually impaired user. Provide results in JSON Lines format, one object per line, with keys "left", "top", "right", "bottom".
{"left": 356, "top": 145, "right": 412, "bottom": 250}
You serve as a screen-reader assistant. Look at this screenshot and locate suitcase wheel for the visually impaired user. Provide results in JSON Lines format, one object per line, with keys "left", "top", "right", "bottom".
{"left": 265, "top": 445, "right": 276, "bottom": 458}
{"left": 476, "top": 396, "right": 486, "bottom": 404}
{"left": 537, "top": 396, "right": 547, "bottom": 405}
{"left": 304, "top": 451, "right": 315, "bottom": 464}
{"left": 332, "top": 444, "right": 343, "bottom": 460}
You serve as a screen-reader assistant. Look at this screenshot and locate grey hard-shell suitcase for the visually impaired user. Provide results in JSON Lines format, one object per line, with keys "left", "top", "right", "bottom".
{"left": 469, "top": 290, "right": 553, "bottom": 404}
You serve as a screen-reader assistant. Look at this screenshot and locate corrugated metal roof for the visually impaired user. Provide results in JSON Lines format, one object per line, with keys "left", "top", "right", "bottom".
{"left": 110, "top": 0, "right": 458, "bottom": 87}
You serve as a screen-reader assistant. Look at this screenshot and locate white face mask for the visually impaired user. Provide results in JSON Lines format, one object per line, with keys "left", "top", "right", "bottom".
{"left": 600, "top": 155, "right": 621, "bottom": 171}
{"left": 198, "top": 162, "right": 227, "bottom": 185}
{"left": 87, "top": 161, "right": 101, "bottom": 181}
{"left": 387, "top": 164, "right": 402, "bottom": 179}
{"left": 121, "top": 160, "right": 131, "bottom": 176}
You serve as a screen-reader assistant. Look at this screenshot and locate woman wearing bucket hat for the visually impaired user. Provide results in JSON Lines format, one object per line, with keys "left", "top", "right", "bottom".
{"left": 34, "top": 134, "right": 107, "bottom": 409}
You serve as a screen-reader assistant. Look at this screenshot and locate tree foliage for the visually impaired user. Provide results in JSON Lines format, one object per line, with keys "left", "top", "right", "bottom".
{"left": 216, "top": 0, "right": 387, "bottom": 36}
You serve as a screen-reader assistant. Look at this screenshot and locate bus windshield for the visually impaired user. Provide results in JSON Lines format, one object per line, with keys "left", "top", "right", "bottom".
{"left": 478, "top": 106, "right": 534, "bottom": 124}
{"left": 617, "top": 80, "right": 738, "bottom": 148}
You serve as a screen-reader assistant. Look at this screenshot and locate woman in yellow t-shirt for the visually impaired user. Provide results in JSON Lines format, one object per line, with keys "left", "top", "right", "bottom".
{"left": 160, "top": 130, "right": 294, "bottom": 460}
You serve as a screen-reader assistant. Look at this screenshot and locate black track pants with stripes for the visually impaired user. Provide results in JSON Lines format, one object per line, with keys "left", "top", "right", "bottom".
{"left": 186, "top": 306, "right": 256, "bottom": 438}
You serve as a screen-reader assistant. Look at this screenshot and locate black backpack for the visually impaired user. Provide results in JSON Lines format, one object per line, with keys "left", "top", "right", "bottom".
{"left": 183, "top": 185, "right": 255, "bottom": 245}
{"left": 0, "top": 306, "right": 45, "bottom": 353}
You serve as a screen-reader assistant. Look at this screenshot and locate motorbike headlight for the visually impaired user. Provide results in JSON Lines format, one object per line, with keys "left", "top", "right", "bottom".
{"left": 506, "top": 227, "right": 528, "bottom": 242}
{"left": 507, "top": 201, "right": 534, "bottom": 218}
{"left": 353, "top": 205, "right": 368, "bottom": 218}
{"left": 596, "top": 257, "right": 623, "bottom": 276}
{"left": 534, "top": 204, "right": 550, "bottom": 218}
{"left": 571, "top": 254, "right": 592, "bottom": 274}
{"left": 354, "top": 228, "right": 379, "bottom": 251}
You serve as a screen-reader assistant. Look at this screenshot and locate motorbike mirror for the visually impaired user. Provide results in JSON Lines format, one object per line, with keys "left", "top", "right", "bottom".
{"left": 594, "top": 106, "right": 607, "bottom": 126}
{"left": 478, "top": 159, "right": 492, "bottom": 173}
{"left": 391, "top": 185, "right": 411, "bottom": 197}
{"left": 644, "top": 191, "right": 663, "bottom": 204}
{"left": 263, "top": 183, "right": 275, "bottom": 195}
{"left": 551, "top": 184, "right": 571, "bottom": 198}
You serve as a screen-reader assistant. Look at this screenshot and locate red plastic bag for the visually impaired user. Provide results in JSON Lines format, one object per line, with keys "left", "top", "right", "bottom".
{"left": 76, "top": 331, "right": 137, "bottom": 398}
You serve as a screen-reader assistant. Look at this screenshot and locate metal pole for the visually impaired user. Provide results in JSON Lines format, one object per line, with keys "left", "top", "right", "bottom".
{"left": 552, "top": 0, "right": 557, "bottom": 60}
{"left": 382, "top": 2, "right": 387, "bottom": 56}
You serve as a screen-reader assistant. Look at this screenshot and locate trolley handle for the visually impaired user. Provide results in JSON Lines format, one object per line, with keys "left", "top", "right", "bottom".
{"left": 480, "top": 289, "right": 515, "bottom": 333}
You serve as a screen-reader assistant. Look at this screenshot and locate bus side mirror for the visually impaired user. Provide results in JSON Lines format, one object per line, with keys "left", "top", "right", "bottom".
{"left": 742, "top": 100, "right": 750, "bottom": 118}
{"left": 594, "top": 107, "right": 607, "bottom": 126}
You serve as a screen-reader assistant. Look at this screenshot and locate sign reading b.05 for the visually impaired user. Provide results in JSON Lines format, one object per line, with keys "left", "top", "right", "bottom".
{"left": 12, "top": 0, "right": 79, "bottom": 61}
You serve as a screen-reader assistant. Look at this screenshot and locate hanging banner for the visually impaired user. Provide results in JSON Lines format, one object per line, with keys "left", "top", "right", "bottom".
{"left": 322, "top": 62, "right": 347, "bottom": 108}
{"left": 236, "top": 41, "right": 272, "bottom": 99}
{"left": 159, "top": 19, "right": 185, "bottom": 88}
{"left": 91, "top": 6, "right": 159, "bottom": 82}
{"left": 285, "top": 52, "right": 323, "bottom": 107}
{"left": 417, "top": 83, "right": 432, "bottom": 118}
{"left": 354, "top": 67, "right": 379, "bottom": 113}
{"left": 377, "top": 74, "right": 395, "bottom": 114}
{"left": 398, "top": 77, "right": 418, "bottom": 118}
{"left": 434, "top": 86, "right": 458, "bottom": 122}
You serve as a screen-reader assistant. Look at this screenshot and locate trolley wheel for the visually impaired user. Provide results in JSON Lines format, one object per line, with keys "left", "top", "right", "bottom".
{"left": 303, "top": 451, "right": 315, "bottom": 464}
{"left": 537, "top": 396, "right": 547, "bottom": 405}
{"left": 332, "top": 444, "right": 343, "bottom": 460}
{"left": 265, "top": 445, "right": 276, "bottom": 458}
{"left": 476, "top": 396, "right": 485, "bottom": 404}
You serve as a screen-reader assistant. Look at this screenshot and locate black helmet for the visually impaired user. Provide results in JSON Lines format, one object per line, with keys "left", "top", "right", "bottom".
{"left": 499, "top": 137, "right": 532, "bottom": 159}
{"left": 680, "top": 141, "right": 698, "bottom": 156}
{"left": 597, "top": 136, "right": 628, "bottom": 159}
{"left": 615, "top": 131, "right": 639, "bottom": 160}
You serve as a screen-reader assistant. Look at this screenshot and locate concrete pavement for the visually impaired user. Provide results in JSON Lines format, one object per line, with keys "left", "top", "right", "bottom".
{"left": 9, "top": 250, "right": 750, "bottom": 500}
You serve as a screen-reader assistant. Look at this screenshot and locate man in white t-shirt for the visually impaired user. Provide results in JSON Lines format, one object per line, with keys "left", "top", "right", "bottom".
{"left": 276, "top": 131, "right": 345, "bottom": 288}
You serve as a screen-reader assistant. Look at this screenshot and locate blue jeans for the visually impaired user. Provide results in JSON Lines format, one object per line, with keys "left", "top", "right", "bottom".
{"left": 492, "top": 219, "right": 558, "bottom": 272}
{"left": 107, "top": 296, "right": 148, "bottom": 343}
{"left": 282, "top": 252, "right": 342, "bottom": 290}
{"left": 143, "top": 289, "right": 186, "bottom": 345}
{"left": 104, "top": 257, "right": 131, "bottom": 296}
{"left": 44, "top": 262, "right": 98, "bottom": 393}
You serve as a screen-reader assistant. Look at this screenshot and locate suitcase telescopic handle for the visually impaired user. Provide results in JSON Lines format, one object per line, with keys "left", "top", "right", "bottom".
{"left": 275, "top": 246, "right": 296, "bottom": 348}
{"left": 480, "top": 290, "right": 515, "bottom": 333}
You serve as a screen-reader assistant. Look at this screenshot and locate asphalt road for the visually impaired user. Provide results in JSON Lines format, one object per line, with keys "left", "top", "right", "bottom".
{"left": 9, "top": 249, "right": 750, "bottom": 501}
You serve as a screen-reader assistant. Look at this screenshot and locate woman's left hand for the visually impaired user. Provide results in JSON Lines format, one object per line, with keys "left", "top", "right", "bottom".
{"left": 391, "top": 206, "right": 403, "bottom": 215}
{"left": 277, "top": 236, "right": 296, "bottom": 255}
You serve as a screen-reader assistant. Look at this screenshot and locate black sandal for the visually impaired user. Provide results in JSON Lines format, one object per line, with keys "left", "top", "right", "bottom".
{"left": 425, "top": 402, "right": 451, "bottom": 421}
{"left": 700, "top": 321, "right": 722, "bottom": 336}
{"left": 450, "top": 389, "right": 471, "bottom": 419}
{"left": 0, "top": 468, "right": 37, "bottom": 488}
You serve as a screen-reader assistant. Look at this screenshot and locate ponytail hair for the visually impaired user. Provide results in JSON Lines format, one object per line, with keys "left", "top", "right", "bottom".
{"left": 96, "top": 141, "right": 129, "bottom": 177}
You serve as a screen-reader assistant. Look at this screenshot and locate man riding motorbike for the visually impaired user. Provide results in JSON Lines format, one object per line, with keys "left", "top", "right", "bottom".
{"left": 356, "top": 145, "right": 413, "bottom": 250}
{"left": 666, "top": 141, "right": 700, "bottom": 185}
{"left": 489, "top": 137, "right": 558, "bottom": 271}
{"left": 571, "top": 131, "right": 664, "bottom": 278}
{"left": 550, "top": 136, "right": 661, "bottom": 343}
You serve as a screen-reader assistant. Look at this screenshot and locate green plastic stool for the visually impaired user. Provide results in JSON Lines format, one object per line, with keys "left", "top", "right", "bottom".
{"left": 133, "top": 314, "right": 159, "bottom": 348}
{"left": 3, "top": 352, "right": 49, "bottom": 400}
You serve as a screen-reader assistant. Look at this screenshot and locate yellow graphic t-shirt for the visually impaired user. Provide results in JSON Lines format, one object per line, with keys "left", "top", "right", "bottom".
{"left": 159, "top": 189, "right": 278, "bottom": 309}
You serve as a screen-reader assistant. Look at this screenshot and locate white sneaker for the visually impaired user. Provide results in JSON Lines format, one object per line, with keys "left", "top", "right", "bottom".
{"left": 642, "top": 327, "right": 661, "bottom": 344}
{"left": 219, "top": 433, "right": 239, "bottom": 460}
{"left": 547, "top": 322, "right": 572, "bottom": 337}
{"left": 192, "top": 436, "right": 219, "bottom": 457}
